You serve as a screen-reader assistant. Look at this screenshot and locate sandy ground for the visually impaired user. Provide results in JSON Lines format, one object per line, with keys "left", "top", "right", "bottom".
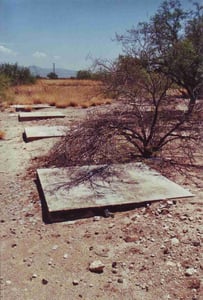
{"left": 0, "top": 106, "right": 202, "bottom": 300}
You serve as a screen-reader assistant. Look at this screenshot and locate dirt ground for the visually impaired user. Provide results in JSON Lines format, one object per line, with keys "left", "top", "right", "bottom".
{"left": 0, "top": 105, "right": 202, "bottom": 300}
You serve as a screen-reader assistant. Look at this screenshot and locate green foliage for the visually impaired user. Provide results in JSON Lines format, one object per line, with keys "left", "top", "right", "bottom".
{"left": 0, "top": 73, "right": 10, "bottom": 103}
{"left": 76, "top": 70, "right": 92, "bottom": 79}
{"left": 116, "top": 0, "right": 203, "bottom": 109}
{"left": 76, "top": 69, "right": 106, "bottom": 80}
{"left": 0, "top": 73, "right": 10, "bottom": 91}
{"left": 0, "top": 63, "right": 36, "bottom": 86}
{"left": 163, "top": 38, "right": 202, "bottom": 96}
{"left": 152, "top": 1, "right": 203, "bottom": 101}
{"left": 47, "top": 72, "right": 58, "bottom": 79}
{"left": 90, "top": 0, "right": 202, "bottom": 159}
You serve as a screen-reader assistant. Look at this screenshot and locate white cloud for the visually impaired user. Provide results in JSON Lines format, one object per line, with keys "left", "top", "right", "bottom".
{"left": 33, "top": 51, "right": 47, "bottom": 58}
{"left": 0, "top": 45, "right": 17, "bottom": 55}
{"left": 53, "top": 55, "right": 61, "bottom": 60}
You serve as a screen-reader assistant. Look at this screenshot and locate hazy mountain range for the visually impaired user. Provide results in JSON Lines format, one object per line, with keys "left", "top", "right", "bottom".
{"left": 29, "top": 65, "right": 77, "bottom": 78}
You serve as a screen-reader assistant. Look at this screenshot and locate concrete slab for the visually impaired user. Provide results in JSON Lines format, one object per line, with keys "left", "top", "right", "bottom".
{"left": 18, "top": 111, "right": 65, "bottom": 121}
{"left": 12, "top": 104, "right": 51, "bottom": 111}
{"left": 37, "top": 163, "right": 193, "bottom": 216}
{"left": 24, "top": 126, "right": 68, "bottom": 141}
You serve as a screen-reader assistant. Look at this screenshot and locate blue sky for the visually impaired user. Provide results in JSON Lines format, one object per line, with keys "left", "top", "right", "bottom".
{"left": 0, "top": 0, "right": 194, "bottom": 71}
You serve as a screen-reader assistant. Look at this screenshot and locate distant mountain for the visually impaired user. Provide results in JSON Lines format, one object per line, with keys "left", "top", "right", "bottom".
{"left": 29, "top": 65, "right": 77, "bottom": 78}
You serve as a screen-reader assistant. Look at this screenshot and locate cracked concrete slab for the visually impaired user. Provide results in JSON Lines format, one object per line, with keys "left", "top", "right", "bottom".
{"left": 11, "top": 104, "right": 51, "bottom": 111}
{"left": 37, "top": 163, "right": 193, "bottom": 216}
{"left": 24, "top": 126, "right": 68, "bottom": 141}
{"left": 18, "top": 111, "right": 65, "bottom": 121}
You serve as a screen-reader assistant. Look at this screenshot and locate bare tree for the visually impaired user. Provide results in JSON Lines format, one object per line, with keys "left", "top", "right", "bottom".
{"left": 115, "top": 0, "right": 203, "bottom": 112}
{"left": 49, "top": 59, "right": 201, "bottom": 167}
{"left": 47, "top": 0, "right": 202, "bottom": 185}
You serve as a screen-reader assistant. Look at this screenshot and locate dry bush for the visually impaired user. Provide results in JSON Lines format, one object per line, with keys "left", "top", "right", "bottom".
{"left": 48, "top": 98, "right": 202, "bottom": 170}
{"left": 81, "top": 103, "right": 89, "bottom": 109}
{"left": 0, "top": 131, "right": 5, "bottom": 139}
{"left": 33, "top": 98, "right": 43, "bottom": 104}
{"left": 68, "top": 100, "right": 78, "bottom": 107}
{"left": 55, "top": 100, "right": 78, "bottom": 108}
{"left": 55, "top": 101, "right": 69, "bottom": 109}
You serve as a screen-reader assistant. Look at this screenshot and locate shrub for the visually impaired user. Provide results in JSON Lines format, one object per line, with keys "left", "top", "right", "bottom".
{"left": 0, "top": 63, "right": 36, "bottom": 86}
{"left": 47, "top": 72, "right": 58, "bottom": 79}
{"left": 0, "top": 74, "right": 11, "bottom": 105}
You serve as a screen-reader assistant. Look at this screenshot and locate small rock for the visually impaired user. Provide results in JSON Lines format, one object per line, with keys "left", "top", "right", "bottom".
{"left": 163, "top": 248, "right": 170, "bottom": 255}
{"left": 117, "top": 278, "right": 123, "bottom": 283}
{"left": 112, "top": 269, "right": 118, "bottom": 274}
{"left": 32, "top": 274, "right": 37, "bottom": 278}
{"left": 103, "top": 209, "right": 114, "bottom": 218}
{"left": 131, "top": 214, "right": 138, "bottom": 221}
{"left": 140, "top": 283, "right": 147, "bottom": 290}
{"left": 48, "top": 259, "right": 53, "bottom": 265}
{"left": 180, "top": 216, "right": 187, "bottom": 221}
{"left": 124, "top": 235, "right": 138, "bottom": 243}
{"left": 52, "top": 245, "right": 58, "bottom": 250}
{"left": 171, "top": 237, "right": 180, "bottom": 246}
{"left": 6, "top": 280, "right": 11, "bottom": 285}
{"left": 192, "top": 241, "right": 200, "bottom": 247}
{"left": 89, "top": 260, "right": 105, "bottom": 273}
{"left": 93, "top": 216, "right": 101, "bottom": 221}
{"left": 185, "top": 268, "right": 196, "bottom": 276}
{"left": 63, "top": 253, "right": 68, "bottom": 259}
{"left": 166, "top": 261, "right": 176, "bottom": 267}
{"left": 42, "top": 278, "right": 48, "bottom": 285}
{"left": 72, "top": 280, "right": 79, "bottom": 286}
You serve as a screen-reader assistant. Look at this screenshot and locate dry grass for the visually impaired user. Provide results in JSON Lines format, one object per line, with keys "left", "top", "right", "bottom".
{"left": 11, "top": 79, "right": 112, "bottom": 108}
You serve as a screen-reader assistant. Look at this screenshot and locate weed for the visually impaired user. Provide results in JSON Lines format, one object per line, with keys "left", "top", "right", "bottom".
{"left": 55, "top": 102, "right": 68, "bottom": 109}
{"left": 33, "top": 98, "right": 42, "bottom": 104}
{"left": 0, "top": 131, "right": 5, "bottom": 139}
{"left": 81, "top": 103, "right": 89, "bottom": 109}
{"left": 68, "top": 101, "right": 78, "bottom": 107}
{"left": 23, "top": 106, "right": 33, "bottom": 112}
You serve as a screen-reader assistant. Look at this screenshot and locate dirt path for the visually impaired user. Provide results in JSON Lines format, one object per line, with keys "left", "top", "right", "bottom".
{"left": 0, "top": 107, "right": 202, "bottom": 300}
